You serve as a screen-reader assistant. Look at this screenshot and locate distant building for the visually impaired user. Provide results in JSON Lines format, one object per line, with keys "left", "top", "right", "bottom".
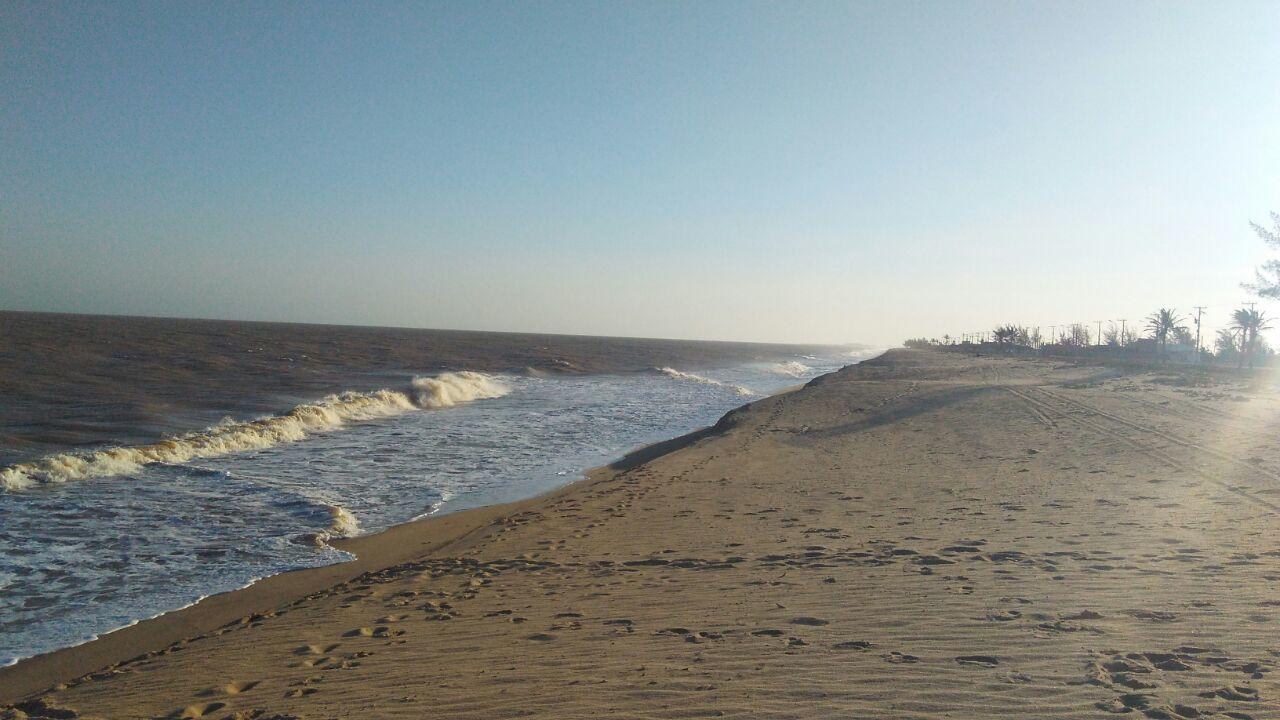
{"left": 1165, "top": 343, "right": 1199, "bottom": 363}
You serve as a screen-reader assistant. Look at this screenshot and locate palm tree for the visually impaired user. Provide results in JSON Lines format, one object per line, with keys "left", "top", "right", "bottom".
{"left": 1244, "top": 211, "right": 1280, "bottom": 299}
{"left": 1230, "top": 308, "right": 1271, "bottom": 368}
{"left": 1145, "top": 308, "right": 1184, "bottom": 360}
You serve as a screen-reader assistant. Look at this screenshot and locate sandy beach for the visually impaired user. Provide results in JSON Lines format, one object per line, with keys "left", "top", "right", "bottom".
{"left": 4, "top": 348, "right": 1280, "bottom": 719}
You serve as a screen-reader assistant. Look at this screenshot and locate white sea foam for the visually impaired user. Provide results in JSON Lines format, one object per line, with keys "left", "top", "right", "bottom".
{"left": 410, "top": 489, "right": 458, "bottom": 522}
{"left": 0, "top": 371, "right": 511, "bottom": 491}
{"left": 326, "top": 504, "right": 361, "bottom": 537}
{"left": 296, "top": 504, "right": 363, "bottom": 547}
{"left": 771, "top": 361, "right": 813, "bottom": 376}
{"left": 411, "top": 371, "right": 510, "bottom": 408}
{"left": 657, "top": 367, "right": 755, "bottom": 396}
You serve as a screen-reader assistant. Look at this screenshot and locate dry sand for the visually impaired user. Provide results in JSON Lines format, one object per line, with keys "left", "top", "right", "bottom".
{"left": 4, "top": 349, "right": 1280, "bottom": 719}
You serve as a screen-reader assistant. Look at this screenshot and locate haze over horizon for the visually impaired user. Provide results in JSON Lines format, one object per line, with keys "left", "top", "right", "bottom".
{"left": 3, "top": 1, "right": 1279, "bottom": 346}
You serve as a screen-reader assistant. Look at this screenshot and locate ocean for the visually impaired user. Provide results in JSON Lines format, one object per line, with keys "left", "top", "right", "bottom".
{"left": 0, "top": 312, "right": 872, "bottom": 665}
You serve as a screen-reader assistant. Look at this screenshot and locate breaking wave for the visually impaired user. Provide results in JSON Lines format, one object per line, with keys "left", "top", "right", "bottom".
{"left": 657, "top": 367, "right": 755, "bottom": 396}
{"left": 295, "top": 504, "right": 362, "bottom": 547}
{"left": 326, "top": 504, "right": 361, "bottom": 537}
{"left": 0, "top": 371, "right": 510, "bottom": 491}
{"left": 771, "top": 361, "right": 813, "bottom": 376}
{"left": 410, "top": 371, "right": 510, "bottom": 408}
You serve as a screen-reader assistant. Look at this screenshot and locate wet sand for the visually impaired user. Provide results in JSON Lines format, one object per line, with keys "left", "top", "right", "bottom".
{"left": 5, "top": 349, "right": 1280, "bottom": 719}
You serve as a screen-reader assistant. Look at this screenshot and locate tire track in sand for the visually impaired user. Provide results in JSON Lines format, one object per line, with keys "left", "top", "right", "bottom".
{"left": 1005, "top": 386, "right": 1280, "bottom": 515}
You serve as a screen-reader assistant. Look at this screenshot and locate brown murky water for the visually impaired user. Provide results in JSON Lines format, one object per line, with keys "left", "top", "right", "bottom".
{"left": 0, "top": 311, "right": 837, "bottom": 465}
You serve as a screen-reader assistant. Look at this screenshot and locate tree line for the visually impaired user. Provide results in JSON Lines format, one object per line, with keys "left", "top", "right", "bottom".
{"left": 904, "top": 211, "right": 1280, "bottom": 369}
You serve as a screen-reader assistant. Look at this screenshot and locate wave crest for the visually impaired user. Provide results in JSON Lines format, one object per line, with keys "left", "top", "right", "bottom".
{"left": 293, "top": 504, "right": 361, "bottom": 547}
{"left": 412, "top": 371, "right": 510, "bottom": 408}
{"left": 657, "top": 367, "right": 755, "bottom": 397}
{"left": 771, "top": 361, "right": 813, "bottom": 377}
{"left": 0, "top": 371, "right": 510, "bottom": 491}
{"left": 327, "top": 504, "right": 361, "bottom": 537}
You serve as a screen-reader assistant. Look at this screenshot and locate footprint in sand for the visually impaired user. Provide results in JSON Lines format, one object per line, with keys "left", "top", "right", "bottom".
{"left": 294, "top": 643, "right": 340, "bottom": 655}
{"left": 285, "top": 687, "right": 318, "bottom": 698}
{"left": 223, "top": 680, "right": 260, "bottom": 695}
{"left": 603, "top": 619, "right": 635, "bottom": 634}
{"left": 1062, "top": 610, "right": 1104, "bottom": 621}
{"left": 833, "top": 640, "right": 873, "bottom": 650}
{"left": 789, "top": 617, "right": 829, "bottom": 626}
{"left": 1199, "top": 686, "right": 1259, "bottom": 702}
{"left": 883, "top": 651, "right": 920, "bottom": 664}
{"left": 956, "top": 655, "right": 999, "bottom": 667}
{"left": 982, "top": 610, "right": 1022, "bottom": 622}
{"left": 1124, "top": 609, "right": 1179, "bottom": 622}
{"left": 526, "top": 632, "right": 557, "bottom": 641}
{"left": 179, "top": 702, "right": 226, "bottom": 718}
{"left": 345, "top": 626, "right": 399, "bottom": 638}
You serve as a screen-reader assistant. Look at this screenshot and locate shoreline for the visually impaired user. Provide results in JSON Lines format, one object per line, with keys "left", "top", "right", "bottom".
{"left": 0, "top": 380, "right": 777, "bottom": 704}
{"left": 0, "top": 491, "right": 528, "bottom": 703}
{"left": 9, "top": 348, "right": 1271, "bottom": 718}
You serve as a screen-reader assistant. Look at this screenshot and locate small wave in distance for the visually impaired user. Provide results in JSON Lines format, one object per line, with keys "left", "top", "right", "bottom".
{"left": 771, "top": 361, "right": 813, "bottom": 376}
{"left": 657, "top": 367, "right": 755, "bottom": 396}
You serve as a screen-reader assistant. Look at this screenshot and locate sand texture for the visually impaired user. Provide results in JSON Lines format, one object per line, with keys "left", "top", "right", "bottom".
{"left": 4, "top": 349, "right": 1280, "bottom": 719}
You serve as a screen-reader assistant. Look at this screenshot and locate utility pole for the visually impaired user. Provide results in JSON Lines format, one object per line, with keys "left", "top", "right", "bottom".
{"left": 1095, "top": 320, "right": 1103, "bottom": 347}
{"left": 1049, "top": 325, "right": 1057, "bottom": 345}
{"left": 1192, "top": 306, "right": 1206, "bottom": 358}
{"left": 1118, "top": 319, "right": 1127, "bottom": 346}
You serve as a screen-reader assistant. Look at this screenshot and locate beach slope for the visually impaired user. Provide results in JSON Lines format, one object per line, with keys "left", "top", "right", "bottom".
{"left": 5, "top": 349, "right": 1280, "bottom": 719}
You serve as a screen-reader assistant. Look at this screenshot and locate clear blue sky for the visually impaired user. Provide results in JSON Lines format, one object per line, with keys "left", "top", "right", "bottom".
{"left": 3, "top": 1, "right": 1278, "bottom": 345}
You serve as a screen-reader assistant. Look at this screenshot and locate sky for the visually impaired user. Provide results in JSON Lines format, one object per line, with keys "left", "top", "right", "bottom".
{"left": 2, "top": 1, "right": 1279, "bottom": 346}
